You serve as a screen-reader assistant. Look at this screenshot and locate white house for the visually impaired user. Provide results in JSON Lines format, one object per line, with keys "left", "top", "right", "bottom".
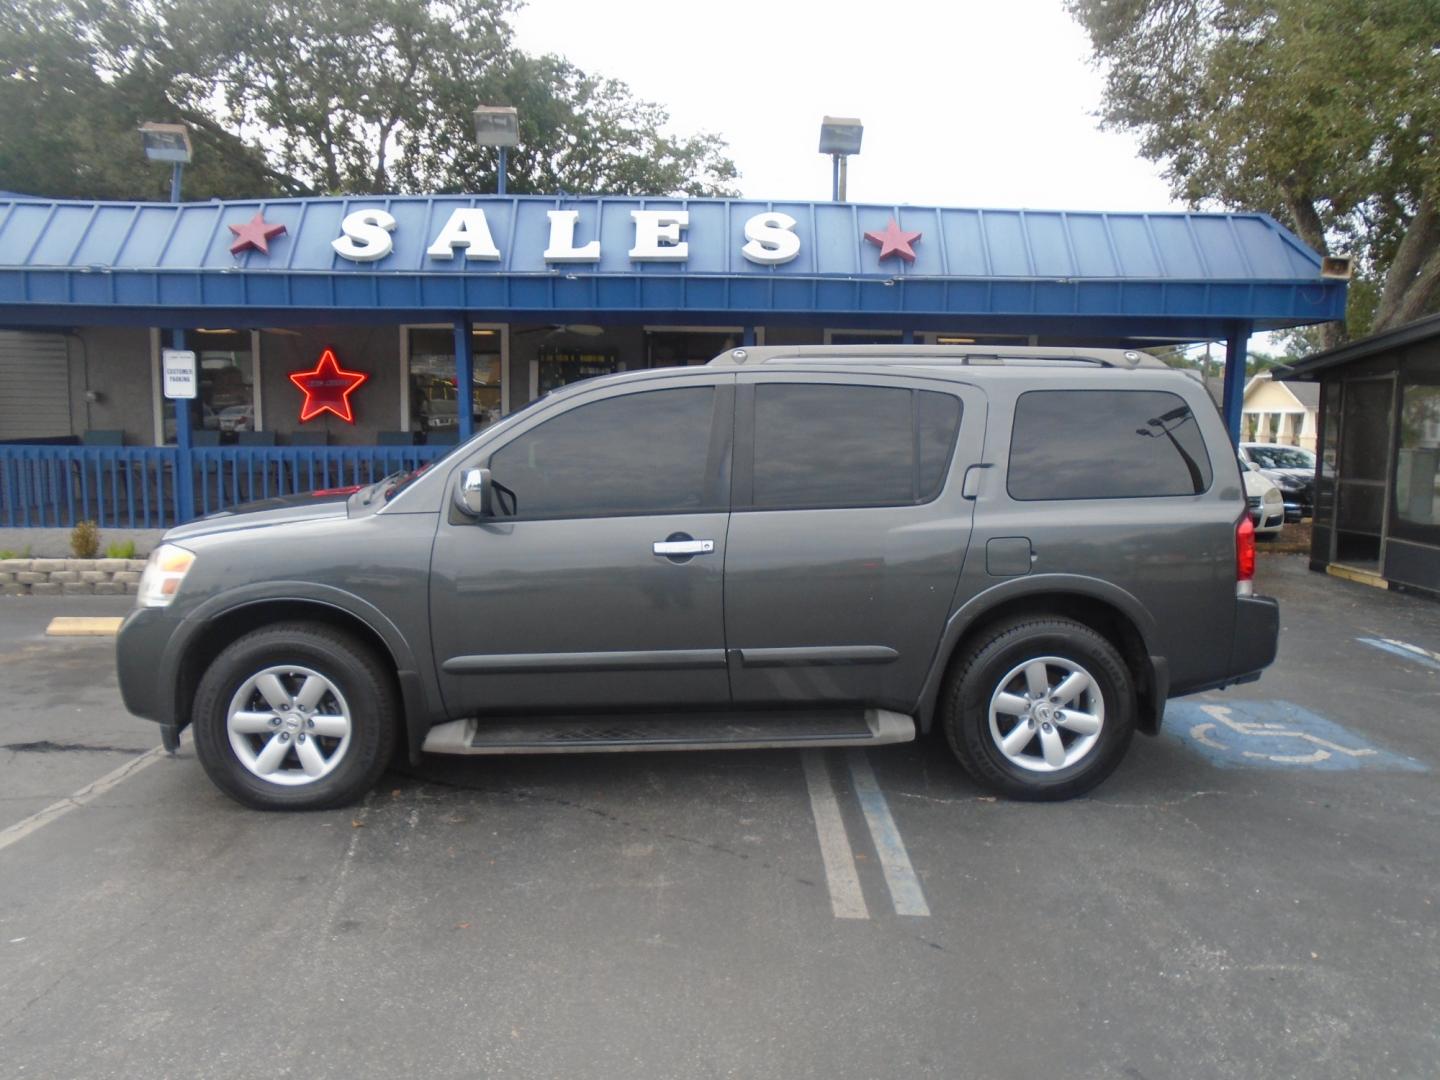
{"left": 1242, "top": 372, "right": 1320, "bottom": 450}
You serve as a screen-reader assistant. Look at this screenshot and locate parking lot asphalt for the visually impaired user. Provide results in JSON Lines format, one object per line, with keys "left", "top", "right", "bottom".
{"left": 1, "top": 557, "right": 1437, "bottom": 1080}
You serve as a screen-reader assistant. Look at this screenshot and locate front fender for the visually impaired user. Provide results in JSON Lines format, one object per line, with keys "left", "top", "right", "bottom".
{"left": 163, "top": 581, "right": 444, "bottom": 760}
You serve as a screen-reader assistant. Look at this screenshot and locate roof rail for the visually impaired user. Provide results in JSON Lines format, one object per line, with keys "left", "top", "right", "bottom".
{"left": 706, "top": 344, "right": 1157, "bottom": 370}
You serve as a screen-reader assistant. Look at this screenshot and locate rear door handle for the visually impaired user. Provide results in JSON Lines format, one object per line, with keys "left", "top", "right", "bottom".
{"left": 653, "top": 539, "right": 714, "bottom": 556}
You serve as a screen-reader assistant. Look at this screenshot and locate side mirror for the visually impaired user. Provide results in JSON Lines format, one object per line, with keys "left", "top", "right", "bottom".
{"left": 454, "top": 467, "right": 493, "bottom": 518}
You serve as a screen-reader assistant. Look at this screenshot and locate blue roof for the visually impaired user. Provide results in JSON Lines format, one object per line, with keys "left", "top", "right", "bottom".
{"left": 0, "top": 195, "right": 1345, "bottom": 337}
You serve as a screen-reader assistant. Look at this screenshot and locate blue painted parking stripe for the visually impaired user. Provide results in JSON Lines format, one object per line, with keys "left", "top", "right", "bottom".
{"left": 1357, "top": 637, "right": 1440, "bottom": 674}
{"left": 847, "top": 751, "right": 931, "bottom": 917}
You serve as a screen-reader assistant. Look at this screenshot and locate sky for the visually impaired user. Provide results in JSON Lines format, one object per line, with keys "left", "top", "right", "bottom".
{"left": 510, "top": 0, "right": 1182, "bottom": 213}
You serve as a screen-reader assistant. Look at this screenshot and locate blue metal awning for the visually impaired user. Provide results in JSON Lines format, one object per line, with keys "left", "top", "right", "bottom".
{"left": 0, "top": 194, "right": 1344, "bottom": 337}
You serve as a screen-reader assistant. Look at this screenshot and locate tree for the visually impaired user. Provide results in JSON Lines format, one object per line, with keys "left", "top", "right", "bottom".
{"left": 1067, "top": 0, "right": 1440, "bottom": 349}
{"left": 0, "top": 0, "right": 290, "bottom": 200}
{"left": 0, "top": 0, "right": 738, "bottom": 201}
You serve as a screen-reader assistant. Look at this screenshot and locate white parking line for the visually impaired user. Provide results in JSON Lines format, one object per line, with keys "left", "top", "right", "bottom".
{"left": 800, "top": 750, "right": 869, "bottom": 920}
{"left": 0, "top": 744, "right": 168, "bottom": 854}
{"left": 847, "top": 751, "right": 931, "bottom": 917}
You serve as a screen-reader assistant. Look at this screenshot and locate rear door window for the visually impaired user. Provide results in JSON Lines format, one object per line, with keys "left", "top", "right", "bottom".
{"left": 1007, "top": 390, "right": 1212, "bottom": 500}
{"left": 747, "top": 384, "right": 962, "bottom": 509}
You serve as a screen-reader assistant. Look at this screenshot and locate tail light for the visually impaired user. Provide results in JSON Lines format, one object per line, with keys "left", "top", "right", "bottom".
{"left": 1236, "top": 515, "right": 1256, "bottom": 596}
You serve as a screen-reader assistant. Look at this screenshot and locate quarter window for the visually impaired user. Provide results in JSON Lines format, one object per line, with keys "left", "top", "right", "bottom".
{"left": 1008, "top": 390, "right": 1213, "bottom": 500}
{"left": 488, "top": 387, "right": 720, "bottom": 519}
{"left": 751, "top": 384, "right": 962, "bottom": 509}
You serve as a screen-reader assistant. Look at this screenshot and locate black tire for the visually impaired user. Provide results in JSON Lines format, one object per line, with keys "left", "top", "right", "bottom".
{"left": 941, "top": 617, "right": 1135, "bottom": 801}
{"left": 192, "top": 622, "right": 398, "bottom": 811}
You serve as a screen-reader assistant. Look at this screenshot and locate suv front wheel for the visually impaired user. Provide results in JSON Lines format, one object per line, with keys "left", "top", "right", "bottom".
{"left": 943, "top": 616, "right": 1135, "bottom": 801}
{"left": 192, "top": 622, "right": 398, "bottom": 811}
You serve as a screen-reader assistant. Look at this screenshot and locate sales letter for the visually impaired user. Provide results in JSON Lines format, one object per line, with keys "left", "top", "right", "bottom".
{"left": 741, "top": 212, "right": 801, "bottom": 265}
{"left": 426, "top": 208, "right": 502, "bottom": 261}
{"left": 332, "top": 209, "right": 396, "bottom": 262}
{"left": 543, "top": 210, "right": 602, "bottom": 262}
{"left": 628, "top": 210, "right": 689, "bottom": 261}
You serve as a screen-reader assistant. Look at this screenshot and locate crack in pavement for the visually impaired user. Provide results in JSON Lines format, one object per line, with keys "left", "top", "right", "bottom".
{"left": 2, "top": 740, "right": 153, "bottom": 755}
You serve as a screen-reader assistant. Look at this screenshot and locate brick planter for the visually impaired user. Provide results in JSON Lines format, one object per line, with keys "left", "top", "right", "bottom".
{"left": 0, "top": 558, "right": 148, "bottom": 596}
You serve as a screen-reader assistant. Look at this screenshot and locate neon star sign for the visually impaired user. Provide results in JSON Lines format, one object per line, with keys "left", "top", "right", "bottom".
{"left": 289, "top": 348, "right": 368, "bottom": 423}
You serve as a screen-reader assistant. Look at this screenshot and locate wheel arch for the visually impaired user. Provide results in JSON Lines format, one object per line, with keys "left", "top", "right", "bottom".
{"left": 167, "top": 585, "right": 441, "bottom": 763}
{"left": 915, "top": 575, "right": 1167, "bottom": 736}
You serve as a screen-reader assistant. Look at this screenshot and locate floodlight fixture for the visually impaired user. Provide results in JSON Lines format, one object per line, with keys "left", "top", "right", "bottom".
{"left": 472, "top": 106, "right": 520, "bottom": 148}
{"left": 139, "top": 122, "right": 192, "bottom": 164}
{"left": 818, "top": 116, "right": 863, "bottom": 156}
{"left": 473, "top": 106, "right": 519, "bottom": 195}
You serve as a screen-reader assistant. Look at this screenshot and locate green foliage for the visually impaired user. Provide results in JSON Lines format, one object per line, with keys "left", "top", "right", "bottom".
{"left": 105, "top": 539, "right": 137, "bottom": 559}
{"left": 70, "top": 520, "right": 100, "bottom": 559}
{"left": 0, "top": 0, "right": 737, "bottom": 200}
{"left": 1068, "top": 0, "right": 1440, "bottom": 341}
{"left": 0, "top": 546, "right": 33, "bottom": 559}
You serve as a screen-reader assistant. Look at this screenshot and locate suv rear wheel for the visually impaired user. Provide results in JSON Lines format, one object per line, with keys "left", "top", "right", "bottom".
{"left": 192, "top": 622, "right": 398, "bottom": 811}
{"left": 942, "top": 616, "right": 1135, "bottom": 801}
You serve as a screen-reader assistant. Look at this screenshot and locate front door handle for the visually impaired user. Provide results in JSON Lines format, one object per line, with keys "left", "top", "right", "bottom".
{"left": 653, "top": 539, "right": 715, "bottom": 556}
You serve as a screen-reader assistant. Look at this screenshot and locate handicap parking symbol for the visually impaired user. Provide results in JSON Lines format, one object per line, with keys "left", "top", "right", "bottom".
{"left": 1164, "top": 699, "right": 1427, "bottom": 771}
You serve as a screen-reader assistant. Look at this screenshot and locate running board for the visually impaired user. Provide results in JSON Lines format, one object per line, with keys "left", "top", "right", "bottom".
{"left": 421, "top": 708, "right": 916, "bottom": 756}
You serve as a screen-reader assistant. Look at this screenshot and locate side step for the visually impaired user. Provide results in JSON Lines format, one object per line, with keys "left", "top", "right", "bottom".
{"left": 421, "top": 708, "right": 916, "bottom": 756}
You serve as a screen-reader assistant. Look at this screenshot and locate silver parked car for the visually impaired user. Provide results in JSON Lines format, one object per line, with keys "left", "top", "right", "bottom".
{"left": 118, "top": 346, "right": 1279, "bottom": 810}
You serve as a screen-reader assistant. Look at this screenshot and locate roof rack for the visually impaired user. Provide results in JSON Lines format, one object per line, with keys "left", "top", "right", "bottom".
{"left": 706, "top": 344, "right": 1157, "bottom": 370}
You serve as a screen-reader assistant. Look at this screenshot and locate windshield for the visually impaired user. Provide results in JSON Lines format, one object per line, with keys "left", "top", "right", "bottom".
{"left": 1248, "top": 446, "right": 1313, "bottom": 469}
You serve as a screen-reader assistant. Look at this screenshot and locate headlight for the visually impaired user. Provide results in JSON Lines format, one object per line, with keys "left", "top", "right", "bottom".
{"left": 136, "top": 544, "right": 196, "bottom": 608}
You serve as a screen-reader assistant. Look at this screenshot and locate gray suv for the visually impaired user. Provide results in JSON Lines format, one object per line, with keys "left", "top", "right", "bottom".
{"left": 117, "top": 346, "right": 1279, "bottom": 810}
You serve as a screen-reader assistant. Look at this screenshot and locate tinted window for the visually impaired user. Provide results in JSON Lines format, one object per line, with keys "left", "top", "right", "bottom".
{"left": 752, "top": 385, "right": 962, "bottom": 509}
{"left": 919, "top": 391, "right": 962, "bottom": 495}
{"left": 1007, "top": 390, "right": 1213, "bottom": 500}
{"left": 489, "top": 387, "right": 718, "bottom": 518}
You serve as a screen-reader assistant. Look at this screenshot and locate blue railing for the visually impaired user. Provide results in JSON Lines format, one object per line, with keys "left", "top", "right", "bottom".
{"left": 0, "top": 445, "right": 448, "bottom": 529}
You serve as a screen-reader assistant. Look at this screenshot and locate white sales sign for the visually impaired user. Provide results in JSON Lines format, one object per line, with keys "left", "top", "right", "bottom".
{"left": 162, "top": 349, "right": 198, "bottom": 400}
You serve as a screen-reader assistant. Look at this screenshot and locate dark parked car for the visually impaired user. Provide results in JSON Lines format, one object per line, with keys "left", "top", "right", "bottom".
{"left": 1240, "top": 442, "right": 1316, "bottom": 521}
{"left": 118, "top": 346, "right": 1279, "bottom": 809}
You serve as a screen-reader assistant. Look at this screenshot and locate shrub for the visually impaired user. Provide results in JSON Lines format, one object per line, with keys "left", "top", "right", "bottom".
{"left": 70, "top": 520, "right": 100, "bottom": 559}
{"left": 105, "top": 539, "right": 137, "bottom": 560}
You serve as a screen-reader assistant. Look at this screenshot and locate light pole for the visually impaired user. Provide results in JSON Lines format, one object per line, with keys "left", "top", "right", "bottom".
{"left": 140, "top": 121, "right": 195, "bottom": 521}
{"left": 473, "top": 105, "right": 520, "bottom": 195}
{"left": 818, "top": 116, "right": 863, "bottom": 202}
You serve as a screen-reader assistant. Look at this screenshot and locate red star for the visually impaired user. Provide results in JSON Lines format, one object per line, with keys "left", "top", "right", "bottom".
{"left": 864, "top": 218, "right": 922, "bottom": 263}
{"left": 289, "top": 348, "right": 369, "bottom": 423}
{"left": 228, "top": 211, "right": 288, "bottom": 256}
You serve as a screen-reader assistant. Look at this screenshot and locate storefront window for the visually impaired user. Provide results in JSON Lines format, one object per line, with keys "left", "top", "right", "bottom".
{"left": 1396, "top": 381, "right": 1440, "bottom": 529}
{"left": 646, "top": 330, "right": 737, "bottom": 367}
{"left": 165, "top": 330, "right": 253, "bottom": 443}
{"left": 536, "top": 344, "right": 619, "bottom": 395}
{"left": 406, "top": 328, "right": 502, "bottom": 442}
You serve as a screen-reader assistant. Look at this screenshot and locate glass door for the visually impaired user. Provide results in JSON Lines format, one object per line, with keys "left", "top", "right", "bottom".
{"left": 1332, "top": 376, "right": 1395, "bottom": 570}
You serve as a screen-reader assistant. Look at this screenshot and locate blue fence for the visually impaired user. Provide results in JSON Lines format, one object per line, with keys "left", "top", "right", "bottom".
{"left": 0, "top": 445, "right": 448, "bottom": 529}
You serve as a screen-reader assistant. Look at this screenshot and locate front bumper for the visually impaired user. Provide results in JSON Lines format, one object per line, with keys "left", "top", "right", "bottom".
{"left": 115, "top": 605, "right": 185, "bottom": 728}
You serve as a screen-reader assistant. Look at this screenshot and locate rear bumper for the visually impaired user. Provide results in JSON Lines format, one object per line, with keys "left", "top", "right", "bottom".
{"left": 1165, "top": 595, "right": 1280, "bottom": 705}
{"left": 1230, "top": 595, "right": 1280, "bottom": 676}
